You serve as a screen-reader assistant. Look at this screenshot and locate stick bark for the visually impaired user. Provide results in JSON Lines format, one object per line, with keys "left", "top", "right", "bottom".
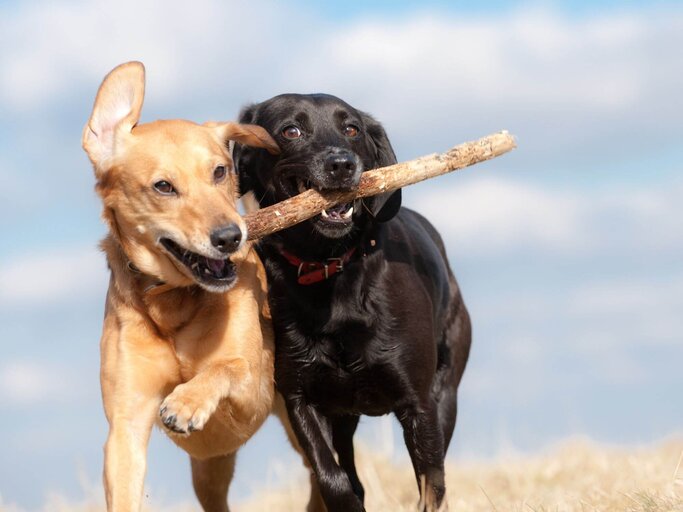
{"left": 244, "top": 131, "right": 516, "bottom": 240}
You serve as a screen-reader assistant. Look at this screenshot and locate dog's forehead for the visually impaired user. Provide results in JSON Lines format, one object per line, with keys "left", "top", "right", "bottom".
{"left": 258, "top": 94, "right": 361, "bottom": 124}
{"left": 131, "top": 120, "right": 228, "bottom": 160}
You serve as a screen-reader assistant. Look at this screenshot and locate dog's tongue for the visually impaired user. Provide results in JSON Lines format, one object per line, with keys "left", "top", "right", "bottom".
{"left": 205, "top": 257, "right": 226, "bottom": 275}
{"left": 325, "top": 203, "right": 350, "bottom": 219}
{"left": 328, "top": 203, "right": 348, "bottom": 213}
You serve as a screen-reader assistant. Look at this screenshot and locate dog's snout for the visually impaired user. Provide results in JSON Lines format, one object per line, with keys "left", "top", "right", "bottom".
{"left": 210, "top": 224, "right": 243, "bottom": 254}
{"left": 322, "top": 150, "right": 361, "bottom": 189}
{"left": 324, "top": 152, "right": 358, "bottom": 175}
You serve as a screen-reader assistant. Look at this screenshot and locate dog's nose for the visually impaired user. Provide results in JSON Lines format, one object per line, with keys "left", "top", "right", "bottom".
{"left": 323, "top": 151, "right": 360, "bottom": 186}
{"left": 210, "top": 224, "right": 243, "bottom": 254}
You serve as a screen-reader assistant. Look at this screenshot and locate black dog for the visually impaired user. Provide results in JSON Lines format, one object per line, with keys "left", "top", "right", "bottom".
{"left": 234, "top": 94, "right": 471, "bottom": 512}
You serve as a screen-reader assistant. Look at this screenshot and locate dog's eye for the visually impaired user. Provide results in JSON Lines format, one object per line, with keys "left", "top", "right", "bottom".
{"left": 213, "top": 165, "right": 227, "bottom": 182}
{"left": 282, "top": 126, "right": 302, "bottom": 139}
{"left": 343, "top": 125, "right": 359, "bottom": 137}
{"left": 153, "top": 180, "right": 176, "bottom": 195}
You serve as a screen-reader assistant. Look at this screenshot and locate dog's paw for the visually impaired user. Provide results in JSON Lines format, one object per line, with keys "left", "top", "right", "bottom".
{"left": 159, "top": 384, "right": 217, "bottom": 435}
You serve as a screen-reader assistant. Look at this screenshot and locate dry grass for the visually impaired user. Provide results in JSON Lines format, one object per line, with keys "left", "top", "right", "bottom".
{"left": 2, "top": 438, "right": 681, "bottom": 511}
{"left": 240, "top": 438, "right": 683, "bottom": 512}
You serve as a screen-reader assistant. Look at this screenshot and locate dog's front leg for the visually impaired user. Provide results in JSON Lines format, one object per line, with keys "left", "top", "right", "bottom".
{"left": 159, "top": 357, "right": 252, "bottom": 435}
{"left": 101, "top": 309, "right": 178, "bottom": 512}
{"left": 273, "top": 394, "right": 327, "bottom": 512}
{"left": 286, "top": 397, "right": 365, "bottom": 512}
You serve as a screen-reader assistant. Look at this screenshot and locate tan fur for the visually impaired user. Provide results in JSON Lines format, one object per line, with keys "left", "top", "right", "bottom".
{"left": 83, "top": 61, "right": 278, "bottom": 512}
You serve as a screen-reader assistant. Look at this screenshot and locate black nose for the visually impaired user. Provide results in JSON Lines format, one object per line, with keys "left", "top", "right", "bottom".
{"left": 210, "top": 224, "right": 243, "bottom": 254}
{"left": 323, "top": 151, "right": 360, "bottom": 185}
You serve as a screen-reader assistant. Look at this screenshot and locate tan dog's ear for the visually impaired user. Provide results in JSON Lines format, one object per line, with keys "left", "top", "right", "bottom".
{"left": 208, "top": 122, "right": 280, "bottom": 155}
{"left": 82, "top": 61, "right": 146, "bottom": 171}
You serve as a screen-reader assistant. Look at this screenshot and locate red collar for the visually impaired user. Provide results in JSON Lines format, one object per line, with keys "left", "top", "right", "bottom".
{"left": 279, "top": 247, "right": 357, "bottom": 285}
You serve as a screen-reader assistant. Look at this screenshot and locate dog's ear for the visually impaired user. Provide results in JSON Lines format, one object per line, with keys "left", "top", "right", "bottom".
{"left": 362, "top": 112, "right": 402, "bottom": 223}
{"left": 209, "top": 122, "right": 279, "bottom": 156}
{"left": 82, "top": 61, "right": 145, "bottom": 173}
{"left": 231, "top": 104, "right": 264, "bottom": 197}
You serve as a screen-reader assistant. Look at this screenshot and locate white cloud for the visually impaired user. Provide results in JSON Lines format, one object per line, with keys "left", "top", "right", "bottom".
{"left": 569, "top": 276, "right": 682, "bottom": 318}
{"left": 0, "top": 246, "right": 108, "bottom": 306}
{"left": 0, "top": 0, "right": 293, "bottom": 110}
{"left": 294, "top": 7, "right": 683, "bottom": 153}
{"left": 410, "top": 177, "right": 584, "bottom": 252}
{"left": 0, "top": 360, "right": 86, "bottom": 407}
{"left": 475, "top": 267, "right": 683, "bottom": 351}
{"left": 321, "top": 11, "right": 646, "bottom": 108}
{"left": 1, "top": 2, "right": 680, "bottom": 133}
{"left": 408, "top": 176, "right": 683, "bottom": 256}
{"left": 567, "top": 274, "right": 683, "bottom": 347}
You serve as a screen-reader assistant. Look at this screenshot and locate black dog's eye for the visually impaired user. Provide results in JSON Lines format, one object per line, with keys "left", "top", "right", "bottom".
{"left": 343, "top": 125, "right": 359, "bottom": 137}
{"left": 282, "top": 126, "right": 302, "bottom": 139}
{"left": 213, "top": 165, "right": 227, "bottom": 182}
{"left": 153, "top": 180, "right": 176, "bottom": 195}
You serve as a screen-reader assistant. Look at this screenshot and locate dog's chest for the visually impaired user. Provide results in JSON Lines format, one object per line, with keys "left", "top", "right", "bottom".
{"left": 275, "top": 256, "right": 402, "bottom": 414}
{"left": 304, "top": 338, "right": 402, "bottom": 416}
{"left": 310, "top": 366, "right": 400, "bottom": 416}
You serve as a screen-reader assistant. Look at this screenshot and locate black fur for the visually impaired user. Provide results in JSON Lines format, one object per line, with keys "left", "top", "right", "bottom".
{"left": 234, "top": 94, "right": 471, "bottom": 511}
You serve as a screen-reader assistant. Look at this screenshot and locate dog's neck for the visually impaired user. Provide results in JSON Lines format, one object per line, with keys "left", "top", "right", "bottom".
{"left": 263, "top": 216, "right": 378, "bottom": 262}
{"left": 101, "top": 235, "right": 205, "bottom": 335}
{"left": 124, "top": 260, "right": 175, "bottom": 297}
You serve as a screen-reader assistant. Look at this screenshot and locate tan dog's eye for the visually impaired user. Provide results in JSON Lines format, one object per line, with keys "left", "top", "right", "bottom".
{"left": 343, "top": 125, "right": 359, "bottom": 137}
{"left": 282, "top": 126, "right": 302, "bottom": 139}
{"left": 213, "top": 165, "right": 227, "bottom": 182}
{"left": 153, "top": 180, "right": 176, "bottom": 195}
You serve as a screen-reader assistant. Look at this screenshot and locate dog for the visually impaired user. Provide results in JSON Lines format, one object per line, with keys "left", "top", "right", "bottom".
{"left": 82, "top": 61, "right": 280, "bottom": 511}
{"left": 233, "top": 93, "right": 472, "bottom": 511}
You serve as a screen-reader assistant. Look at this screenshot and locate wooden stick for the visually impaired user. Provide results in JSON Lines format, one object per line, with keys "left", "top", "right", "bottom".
{"left": 245, "top": 131, "right": 516, "bottom": 240}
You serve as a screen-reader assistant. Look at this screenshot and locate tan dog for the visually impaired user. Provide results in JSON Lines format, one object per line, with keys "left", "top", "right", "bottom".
{"left": 82, "top": 61, "right": 279, "bottom": 512}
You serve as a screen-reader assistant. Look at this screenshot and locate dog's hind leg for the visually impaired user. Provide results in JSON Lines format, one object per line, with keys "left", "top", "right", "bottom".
{"left": 396, "top": 401, "right": 446, "bottom": 512}
{"left": 434, "top": 280, "right": 472, "bottom": 454}
{"left": 436, "top": 394, "right": 458, "bottom": 456}
{"left": 331, "top": 415, "right": 364, "bottom": 503}
{"left": 191, "top": 453, "right": 235, "bottom": 512}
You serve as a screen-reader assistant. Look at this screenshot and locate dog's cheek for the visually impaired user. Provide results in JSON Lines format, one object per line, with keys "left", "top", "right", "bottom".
{"left": 240, "top": 191, "right": 261, "bottom": 214}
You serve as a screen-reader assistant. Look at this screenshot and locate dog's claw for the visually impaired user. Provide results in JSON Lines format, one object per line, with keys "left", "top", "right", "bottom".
{"left": 160, "top": 412, "right": 188, "bottom": 435}
{"left": 170, "top": 424, "right": 187, "bottom": 435}
{"left": 163, "top": 414, "right": 176, "bottom": 427}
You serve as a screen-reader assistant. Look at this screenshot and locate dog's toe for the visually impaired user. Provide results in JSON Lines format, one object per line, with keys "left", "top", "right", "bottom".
{"left": 159, "top": 384, "right": 215, "bottom": 435}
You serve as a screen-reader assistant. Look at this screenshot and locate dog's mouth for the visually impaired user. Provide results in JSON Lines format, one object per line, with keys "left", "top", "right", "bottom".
{"left": 293, "top": 178, "right": 354, "bottom": 225}
{"left": 160, "top": 238, "right": 237, "bottom": 290}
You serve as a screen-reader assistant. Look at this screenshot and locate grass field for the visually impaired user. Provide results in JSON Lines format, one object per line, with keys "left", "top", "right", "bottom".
{"left": 2, "top": 438, "right": 681, "bottom": 511}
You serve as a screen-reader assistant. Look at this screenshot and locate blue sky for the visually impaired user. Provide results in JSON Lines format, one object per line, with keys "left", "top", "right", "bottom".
{"left": 0, "top": 0, "right": 682, "bottom": 509}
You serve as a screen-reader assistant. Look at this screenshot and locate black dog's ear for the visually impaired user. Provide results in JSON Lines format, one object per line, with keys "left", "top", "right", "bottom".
{"left": 238, "top": 103, "right": 256, "bottom": 124}
{"left": 233, "top": 104, "right": 258, "bottom": 196}
{"left": 362, "top": 112, "right": 402, "bottom": 222}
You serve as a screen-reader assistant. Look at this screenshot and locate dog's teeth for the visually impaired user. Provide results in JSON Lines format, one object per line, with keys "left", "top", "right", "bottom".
{"left": 321, "top": 210, "right": 329, "bottom": 219}
{"left": 191, "top": 262, "right": 199, "bottom": 270}
{"left": 342, "top": 206, "right": 354, "bottom": 219}
{"left": 297, "top": 179, "right": 306, "bottom": 194}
